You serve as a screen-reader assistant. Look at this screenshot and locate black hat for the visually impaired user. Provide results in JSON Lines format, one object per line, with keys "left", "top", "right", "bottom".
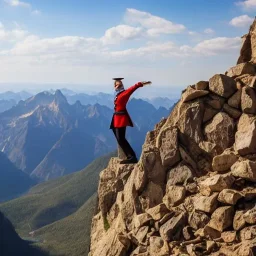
{"left": 112, "top": 78, "right": 124, "bottom": 81}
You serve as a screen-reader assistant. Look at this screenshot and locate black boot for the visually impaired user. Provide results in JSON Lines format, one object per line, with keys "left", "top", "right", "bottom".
{"left": 120, "top": 156, "right": 138, "bottom": 164}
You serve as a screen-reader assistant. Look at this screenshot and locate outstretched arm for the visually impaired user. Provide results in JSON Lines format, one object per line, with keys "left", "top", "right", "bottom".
{"left": 123, "top": 82, "right": 144, "bottom": 98}
{"left": 121, "top": 81, "right": 151, "bottom": 100}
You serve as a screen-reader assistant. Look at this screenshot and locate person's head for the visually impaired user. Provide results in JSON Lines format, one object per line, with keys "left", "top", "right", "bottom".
{"left": 114, "top": 80, "right": 124, "bottom": 91}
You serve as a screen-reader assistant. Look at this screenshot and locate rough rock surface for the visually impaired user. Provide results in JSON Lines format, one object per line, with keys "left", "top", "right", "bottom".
{"left": 209, "top": 74, "right": 237, "bottom": 98}
{"left": 89, "top": 19, "right": 256, "bottom": 256}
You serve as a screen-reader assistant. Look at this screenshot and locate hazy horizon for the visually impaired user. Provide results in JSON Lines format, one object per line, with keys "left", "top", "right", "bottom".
{"left": 0, "top": 83, "right": 183, "bottom": 99}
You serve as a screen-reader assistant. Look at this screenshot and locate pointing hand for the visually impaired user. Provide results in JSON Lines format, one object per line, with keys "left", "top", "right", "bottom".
{"left": 141, "top": 81, "right": 152, "bottom": 86}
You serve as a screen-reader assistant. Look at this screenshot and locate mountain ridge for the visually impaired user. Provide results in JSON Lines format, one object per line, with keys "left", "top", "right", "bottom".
{"left": 0, "top": 90, "right": 170, "bottom": 182}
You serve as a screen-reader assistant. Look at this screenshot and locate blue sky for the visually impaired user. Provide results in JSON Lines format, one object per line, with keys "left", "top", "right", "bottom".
{"left": 0, "top": 0, "right": 255, "bottom": 96}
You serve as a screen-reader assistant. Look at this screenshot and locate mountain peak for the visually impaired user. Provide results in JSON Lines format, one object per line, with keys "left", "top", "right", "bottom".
{"left": 53, "top": 90, "right": 68, "bottom": 105}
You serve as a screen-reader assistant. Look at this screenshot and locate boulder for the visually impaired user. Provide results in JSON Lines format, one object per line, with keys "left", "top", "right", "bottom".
{"left": 134, "top": 213, "right": 153, "bottom": 229}
{"left": 159, "top": 213, "right": 186, "bottom": 241}
{"left": 90, "top": 229, "right": 130, "bottom": 256}
{"left": 156, "top": 126, "right": 180, "bottom": 170}
{"left": 223, "top": 104, "right": 242, "bottom": 119}
{"left": 235, "top": 239, "right": 256, "bottom": 256}
{"left": 209, "top": 74, "right": 237, "bottom": 98}
{"left": 208, "top": 99, "right": 222, "bottom": 110}
{"left": 235, "top": 74, "right": 256, "bottom": 87}
{"left": 233, "top": 210, "right": 246, "bottom": 231}
{"left": 227, "top": 63, "right": 255, "bottom": 78}
{"left": 176, "top": 101, "right": 205, "bottom": 144}
{"left": 237, "top": 33, "right": 252, "bottom": 64}
{"left": 221, "top": 231, "right": 237, "bottom": 243}
{"left": 242, "top": 187, "right": 256, "bottom": 201}
{"left": 141, "top": 148, "right": 165, "bottom": 185}
{"left": 199, "top": 174, "right": 235, "bottom": 196}
{"left": 231, "top": 160, "right": 256, "bottom": 182}
{"left": 199, "top": 141, "right": 218, "bottom": 156}
{"left": 193, "top": 192, "right": 218, "bottom": 213}
{"left": 188, "top": 210, "right": 210, "bottom": 230}
{"left": 203, "top": 105, "right": 218, "bottom": 123}
{"left": 240, "top": 225, "right": 256, "bottom": 241}
{"left": 133, "top": 164, "right": 147, "bottom": 193}
{"left": 134, "top": 226, "right": 149, "bottom": 244}
{"left": 208, "top": 206, "right": 234, "bottom": 232}
{"left": 228, "top": 89, "right": 242, "bottom": 109}
{"left": 148, "top": 236, "right": 169, "bottom": 256}
{"left": 235, "top": 114, "right": 256, "bottom": 155}
{"left": 195, "top": 225, "right": 221, "bottom": 239}
{"left": 241, "top": 86, "right": 256, "bottom": 114}
{"left": 163, "top": 185, "right": 186, "bottom": 208}
{"left": 185, "top": 182, "right": 198, "bottom": 194}
{"left": 217, "top": 189, "right": 243, "bottom": 205}
{"left": 179, "top": 147, "right": 197, "bottom": 171}
{"left": 183, "top": 226, "right": 194, "bottom": 240}
{"left": 167, "top": 163, "right": 194, "bottom": 186}
{"left": 212, "top": 150, "right": 238, "bottom": 172}
{"left": 98, "top": 158, "right": 134, "bottom": 216}
{"left": 244, "top": 207, "right": 256, "bottom": 224}
{"left": 182, "top": 86, "right": 209, "bottom": 102}
{"left": 204, "top": 112, "right": 235, "bottom": 155}
{"left": 195, "top": 81, "right": 209, "bottom": 90}
{"left": 159, "top": 212, "right": 175, "bottom": 226}
{"left": 146, "top": 204, "right": 169, "bottom": 221}
{"left": 140, "top": 182, "right": 164, "bottom": 210}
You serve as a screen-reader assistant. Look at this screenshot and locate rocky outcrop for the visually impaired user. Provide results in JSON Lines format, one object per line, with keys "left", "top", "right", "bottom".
{"left": 89, "top": 19, "right": 256, "bottom": 256}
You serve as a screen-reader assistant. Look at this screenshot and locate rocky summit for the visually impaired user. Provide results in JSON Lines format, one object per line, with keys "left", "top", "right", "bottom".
{"left": 89, "top": 19, "right": 256, "bottom": 256}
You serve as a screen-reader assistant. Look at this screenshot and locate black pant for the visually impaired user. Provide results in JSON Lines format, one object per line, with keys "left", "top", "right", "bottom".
{"left": 112, "top": 127, "right": 136, "bottom": 158}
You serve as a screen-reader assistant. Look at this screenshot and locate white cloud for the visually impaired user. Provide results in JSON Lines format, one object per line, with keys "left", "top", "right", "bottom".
{"left": 236, "top": 0, "right": 256, "bottom": 10}
{"left": 204, "top": 28, "right": 214, "bottom": 34}
{"left": 193, "top": 37, "right": 241, "bottom": 56}
{"left": 4, "top": 0, "right": 41, "bottom": 15}
{"left": 124, "top": 8, "right": 186, "bottom": 36}
{"left": 0, "top": 33, "right": 241, "bottom": 67}
{"left": 0, "top": 23, "right": 29, "bottom": 42}
{"left": 101, "top": 25, "right": 144, "bottom": 44}
{"left": 110, "top": 37, "right": 241, "bottom": 58}
{"left": 188, "top": 31, "right": 198, "bottom": 36}
{"left": 229, "top": 15, "right": 254, "bottom": 27}
{"left": 5, "top": 0, "right": 31, "bottom": 8}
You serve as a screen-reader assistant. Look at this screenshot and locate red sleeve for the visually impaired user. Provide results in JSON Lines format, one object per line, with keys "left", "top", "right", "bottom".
{"left": 122, "top": 82, "right": 143, "bottom": 98}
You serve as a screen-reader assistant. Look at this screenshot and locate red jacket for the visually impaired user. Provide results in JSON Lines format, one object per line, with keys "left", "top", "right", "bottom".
{"left": 110, "top": 82, "right": 143, "bottom": 128}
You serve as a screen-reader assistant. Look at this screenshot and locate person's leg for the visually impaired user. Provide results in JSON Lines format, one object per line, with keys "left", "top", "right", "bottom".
{"left": 112, "top": 127, "right": 128, "bottom": 157}
{"left": 112, "top": 127, "right": 128, "bottom": 158}
{"left": 121, "top": 128, "right": 136, "bottom": 158}
{"left": 112, "top": 127, "right": 137, "bottom": 163}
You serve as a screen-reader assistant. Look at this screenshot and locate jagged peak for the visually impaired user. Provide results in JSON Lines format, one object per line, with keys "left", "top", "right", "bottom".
{"left": 54, "top": 90, "right": 68, "bottom": 104}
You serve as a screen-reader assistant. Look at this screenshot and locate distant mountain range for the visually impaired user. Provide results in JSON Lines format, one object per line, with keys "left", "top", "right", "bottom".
{"left": 0, "top": 89, "right": 170, "bottom": 195}
{"left": 0, "top": 89, "right": 177, "bottom": 112}
{"left": 0, "top": 91, "right": 32, "bottom": 101}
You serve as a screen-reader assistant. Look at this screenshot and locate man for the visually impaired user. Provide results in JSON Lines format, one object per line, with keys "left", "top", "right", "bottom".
{"left": 110, "top": 78, "right": 151, "bottom": 164}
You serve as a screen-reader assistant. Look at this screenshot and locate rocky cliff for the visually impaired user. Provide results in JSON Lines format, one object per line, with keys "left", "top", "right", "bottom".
{"left": 89, "top": 19, "right": 256, "bottom": 256}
